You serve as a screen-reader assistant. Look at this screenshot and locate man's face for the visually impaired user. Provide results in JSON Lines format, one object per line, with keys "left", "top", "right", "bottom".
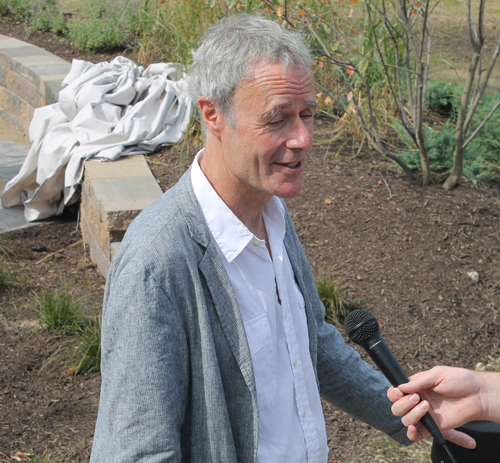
{"left": 217, "top": 61, "right": 316, "bottom": 205}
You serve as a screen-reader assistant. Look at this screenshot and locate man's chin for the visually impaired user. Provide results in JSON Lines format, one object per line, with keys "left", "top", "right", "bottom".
{"left": 274, "top": 183, "right": 303, "bottom": 200}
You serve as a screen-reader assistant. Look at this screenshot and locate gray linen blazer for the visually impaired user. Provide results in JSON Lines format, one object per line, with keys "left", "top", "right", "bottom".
{"left": 90, "top": 169, "right": 409, "bottom": 463}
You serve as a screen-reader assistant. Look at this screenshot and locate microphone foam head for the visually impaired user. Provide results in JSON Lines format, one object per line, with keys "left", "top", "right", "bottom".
{"left": 345, "top": 309, "right": 379, "bottom": 344}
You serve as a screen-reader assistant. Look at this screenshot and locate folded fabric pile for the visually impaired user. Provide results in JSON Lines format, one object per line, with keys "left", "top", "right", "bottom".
{"left": 2, "top": 56, "right": 193, "bottom": 222}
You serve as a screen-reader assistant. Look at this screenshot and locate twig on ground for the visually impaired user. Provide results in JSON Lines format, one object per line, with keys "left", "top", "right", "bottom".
{"left": 379, "top": 171, "right": 393, "bottom": 199}
{"left": 35, "top": 240, "right": 84, "bottom": 265}
{"left": 71, "top": 210, "right": 80, "bottom": 237}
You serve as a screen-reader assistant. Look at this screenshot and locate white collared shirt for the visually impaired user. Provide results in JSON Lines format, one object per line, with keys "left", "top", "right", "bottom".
{"left": 191, "top": 150, "right": 328, "bottom": 463}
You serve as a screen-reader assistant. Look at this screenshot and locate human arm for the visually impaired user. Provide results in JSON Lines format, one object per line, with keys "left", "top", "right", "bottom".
{"left": 315, "top": 316, "right": 412, "bottom": 445}
{"left": 387, "top": 366, "right": 500, "bottom": 448}
{"left": 90, "top": 261, "right": 188, "bottom": 463}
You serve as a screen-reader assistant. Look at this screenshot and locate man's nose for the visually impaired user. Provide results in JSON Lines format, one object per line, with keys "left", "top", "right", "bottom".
{"left": 286, "top": 117, "right": 313, "bottom": 152}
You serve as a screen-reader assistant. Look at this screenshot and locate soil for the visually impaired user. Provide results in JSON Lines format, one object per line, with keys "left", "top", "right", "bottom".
{"left": 1, "top": 15, "right": 500, "bottom": 463}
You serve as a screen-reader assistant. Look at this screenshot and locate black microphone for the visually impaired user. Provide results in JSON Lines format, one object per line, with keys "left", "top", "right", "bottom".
{"left": 344, "top": 309, "right": 457, "bottom": 463}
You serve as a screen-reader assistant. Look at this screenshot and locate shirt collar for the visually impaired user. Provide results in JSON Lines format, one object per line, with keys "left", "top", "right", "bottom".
{"left": 191, "top": 149, "right": 285, "bottom": 263}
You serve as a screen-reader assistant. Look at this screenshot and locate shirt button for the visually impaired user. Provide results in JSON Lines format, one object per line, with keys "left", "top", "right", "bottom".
{"left": 252, "top": 242, "right": 260, "bottom": 247}
{"left": 293, "top": 359, "right": 297, "bottom": 368}
{"left": 313, "top": 460, "right": 316, "bottom": 463}
{"left": 284, "top": 310, "right": 287, "bottom": 319}
{"left": 302, "top": 409, "right": 306, "bottom": 418}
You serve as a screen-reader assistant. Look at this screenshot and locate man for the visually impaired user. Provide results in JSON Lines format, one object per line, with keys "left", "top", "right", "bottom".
{"left": 90, "top": 14, "right": 410, "bottom": 462}
{"left": 388, "top": 366, "right": 500, "bottom": 450}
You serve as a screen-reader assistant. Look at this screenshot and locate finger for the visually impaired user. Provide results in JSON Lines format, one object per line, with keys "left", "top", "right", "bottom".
{"left": 391, "top": 393, "right": 422, "bottom": 418}
{"left": 407, "top": 424, "right": 430, "bottom": 442}
{"left": 442, "top": 429, "right": 476, "bottom": 449}
{"left": 387, "top": 386, "right": 404, "bottom": 403}
{"left": 399, "top": 399, "right": 431, "bottom": 429}
{"left": 398, "top": 367, "right": 446, "bottom": 394}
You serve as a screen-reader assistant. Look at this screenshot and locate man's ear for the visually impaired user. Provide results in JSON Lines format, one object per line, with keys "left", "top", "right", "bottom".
{"left": 198, "top": 97, "right": 225, "bottom": 138}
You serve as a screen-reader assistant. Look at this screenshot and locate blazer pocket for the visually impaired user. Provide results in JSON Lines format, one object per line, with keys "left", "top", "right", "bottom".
{"left": 244, "top": 314, "right": 277, "bottom": 410}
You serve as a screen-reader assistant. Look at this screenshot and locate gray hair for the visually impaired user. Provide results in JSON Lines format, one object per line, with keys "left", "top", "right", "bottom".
{"left": 188, "top": 14, "right": 313, "bottom": 127}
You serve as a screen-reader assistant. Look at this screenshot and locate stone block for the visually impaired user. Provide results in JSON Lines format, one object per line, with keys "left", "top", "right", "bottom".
{"left": 2, "top": 66, "right": 43, "bottom": 108}
{"left": 81, "top": 181, "right": 113, "bottom": 258}
{"left": 81, "top": 212, "right": 112, "bottom": 278}
{"left": 81, "top": 178, "right": 126, "bottom": 278}
{"left": 85, "top": 156, "right": 162, "bottom": 232}
{"left": 85, "top": 155, "right": 155, "bottom": 179}
{"left": 0, "top": 86, "right": 34, "bottom": 130}
{"left": 0, "top": 108, "right": 26, "bottom": 136}
{"left": 80, "top": 155, "right": 162, "bottom": 277}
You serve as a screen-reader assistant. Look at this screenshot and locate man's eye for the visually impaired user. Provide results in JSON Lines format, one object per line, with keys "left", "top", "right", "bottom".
{"left": 269, "top": 118, "right": 284, "bottom": 126}
{"left": 301, "top": 111, "right": 314, "bottom": 119}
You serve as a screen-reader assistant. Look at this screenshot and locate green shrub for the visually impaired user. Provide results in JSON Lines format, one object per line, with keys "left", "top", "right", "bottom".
{"left": 67, "top": 0, "right": 133, "bottom": 52}
{"left": 395, "top": 79, "right": 500, "bottom": 184}
{"left": 130, "top": 0, "right": 221, "bottom": 66}
{"left": 35, "top": 290, "right": 87, "bottom": 334}
{"left": 69, "top": 315, "right": 101, "bottom": 374}
{"left": 25, "top": 0, "right": 67, "bottom": 34}
{"left": 0, "top": 0, "right": 9, "bottom": 16}
{"left": 0, "top": 0, "right": 29, "bottom": 19}
{"left": 425, "top": 79, "right": 459, "bottom": 117}
{"left": 316, "top": 276, "right": 352, "bottom": 330}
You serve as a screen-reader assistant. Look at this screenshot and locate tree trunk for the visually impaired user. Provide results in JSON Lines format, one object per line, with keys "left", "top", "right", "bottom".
{"left": 443, "top": 143, "right": 464, "bottom": 190}
{"left": 417, "top": 136, "right": 431, "bottom": 186}
{"left": 444, "top": 52, "right": 481, "bottom": 190}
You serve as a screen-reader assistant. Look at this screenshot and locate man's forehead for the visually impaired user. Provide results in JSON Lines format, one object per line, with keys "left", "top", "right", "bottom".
{"left": 246, "top": 60, "right": 312, "bottom": 83}
{"left": 239, "top": 64, "right": 315, "bottom": 98}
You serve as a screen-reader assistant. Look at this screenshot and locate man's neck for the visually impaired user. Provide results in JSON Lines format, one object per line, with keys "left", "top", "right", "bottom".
{"left": 199, "top": 146, "right": 271, "bottom": 240}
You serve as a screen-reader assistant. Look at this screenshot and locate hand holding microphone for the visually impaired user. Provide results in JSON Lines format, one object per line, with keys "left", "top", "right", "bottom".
{"left": 344, "top": 309, "right": 459, "bottom": 463}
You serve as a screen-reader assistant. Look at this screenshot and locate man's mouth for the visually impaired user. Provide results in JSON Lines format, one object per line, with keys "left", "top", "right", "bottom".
{"left": 277, "top": 161, "right": 301, "bottom": 168}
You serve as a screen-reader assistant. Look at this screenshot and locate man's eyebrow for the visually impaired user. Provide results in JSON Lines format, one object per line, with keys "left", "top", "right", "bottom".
{"left": 263, "top": 101, "right": 319, "bottom": 120}
{"left": 263, "top": 103, "right": 292, "bottom": 120}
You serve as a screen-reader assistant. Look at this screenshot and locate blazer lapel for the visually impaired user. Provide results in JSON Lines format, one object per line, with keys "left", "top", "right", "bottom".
{"left": 283, "top": 213, "right": 318, "bottom": 372}
{"left": 199, "top": 245, "right": 256, "bottom": 398}
{"left": 178, "top": 169, "right": 257, "bottom": 401}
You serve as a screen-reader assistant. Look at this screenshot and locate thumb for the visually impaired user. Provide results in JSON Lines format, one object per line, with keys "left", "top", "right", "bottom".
{"left": 441, "top": 429, "right": 476, "bottom": 449}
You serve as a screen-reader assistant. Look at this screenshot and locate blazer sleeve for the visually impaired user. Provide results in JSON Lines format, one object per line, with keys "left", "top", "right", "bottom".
{"left": 315, "top": 311, "right": 411, "bottom": 445}
{"left": 90, "top": 261, "right": 188, "bottom": 463}
{"left": 282, "top": 206, "right": 411, "bottom": 446}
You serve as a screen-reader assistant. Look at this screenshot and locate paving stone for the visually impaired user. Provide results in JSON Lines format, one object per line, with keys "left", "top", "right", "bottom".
{"left": 0, "top": 164, "right": 23, "bottom": 179}
{"left": 0, "top": 140, "right": 35, "bottom": 233}
{"left": 0, "top": 203, "right": 32, "bottom": 233}
{"left": 0, "top": 36, "right": 66, "bottom": 235}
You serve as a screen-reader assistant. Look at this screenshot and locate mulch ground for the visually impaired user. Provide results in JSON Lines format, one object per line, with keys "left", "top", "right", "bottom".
{"left": 1, "top": 20, "right": 499, "bottom": 463}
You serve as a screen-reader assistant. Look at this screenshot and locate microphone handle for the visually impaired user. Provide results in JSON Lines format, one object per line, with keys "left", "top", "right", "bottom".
{"left": 360, "top": 332, "right": 445, "bottom": 446}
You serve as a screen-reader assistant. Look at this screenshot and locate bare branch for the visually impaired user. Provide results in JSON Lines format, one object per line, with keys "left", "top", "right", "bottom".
{"left": 464, "top": 37, "right": 500, "bottom": 135}
{"left": 379, "top": 171, "right": 393, "bottom": 199}
{"left": 365, "top": 2, "right": 409, "bottom": 128}
{"left": 462, "top": 98, "right": 500, "bottom": 150}
{"left": 326, "top": 0, "right": 338, "bottom": 42}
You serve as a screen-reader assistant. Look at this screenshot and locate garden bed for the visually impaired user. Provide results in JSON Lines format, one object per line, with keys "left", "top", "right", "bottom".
{"left": 1, "top": 12, "right": 500, "bottom": 463}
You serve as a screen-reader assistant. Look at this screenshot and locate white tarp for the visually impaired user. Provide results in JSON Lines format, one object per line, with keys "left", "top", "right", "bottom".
{"left": 1, "top": 56, "right": 193, "bottom": 222}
